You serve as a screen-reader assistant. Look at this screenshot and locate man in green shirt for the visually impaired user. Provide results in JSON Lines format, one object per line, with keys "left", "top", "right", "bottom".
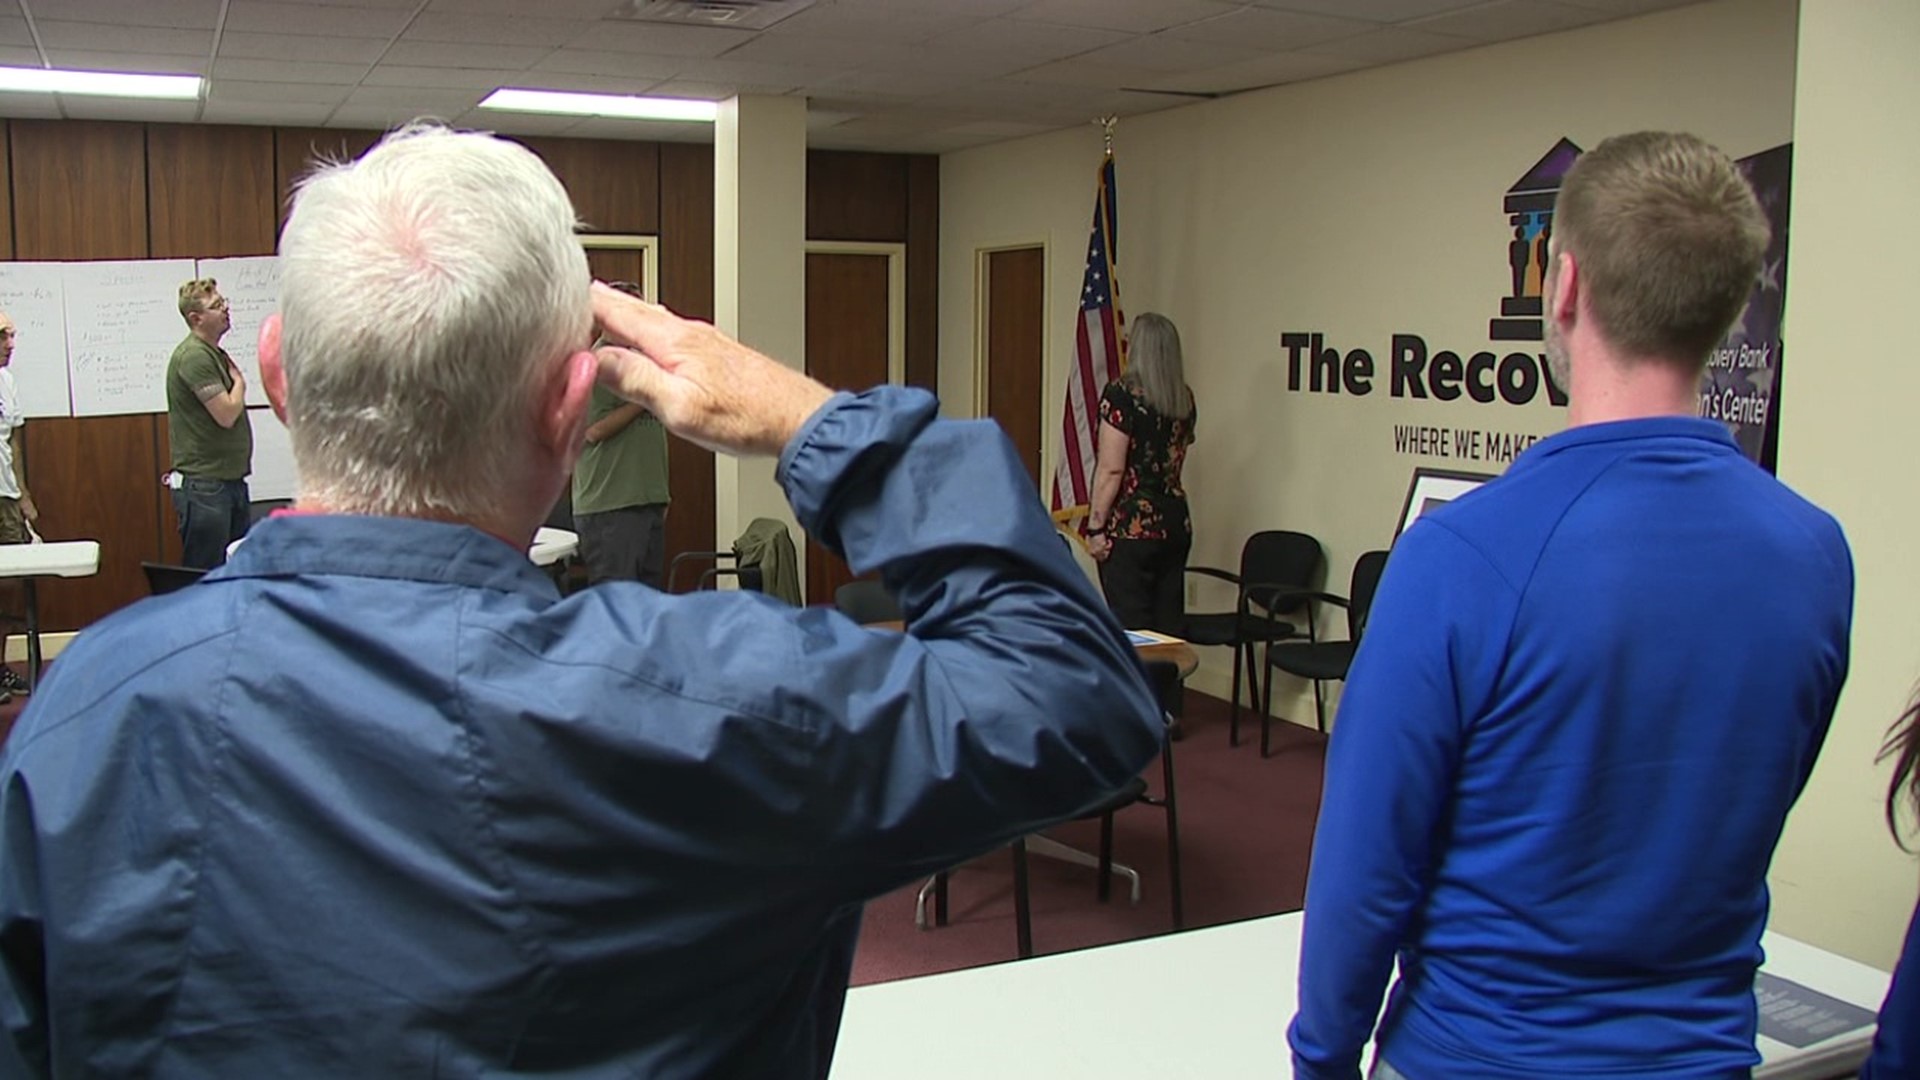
{"left": 572, "top": 384, "right": 671, "bottom": 587}
{"left": 164, "top": 278, "right": 253, "bottom": 569}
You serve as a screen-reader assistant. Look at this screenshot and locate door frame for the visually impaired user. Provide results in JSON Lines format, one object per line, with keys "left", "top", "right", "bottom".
{"left": 806, "top": 240, "right": 906, "bottom": 386}
{"left": 580, "top": 234, "right": 659, "bottom": 300}
{"left": 972, "top": 240, "right": 1050, "bottom": 420}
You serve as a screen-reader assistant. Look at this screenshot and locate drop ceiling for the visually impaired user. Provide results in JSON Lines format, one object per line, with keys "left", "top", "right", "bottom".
{"left": 0, "top": 0, "right": 1696, "bottom": 153}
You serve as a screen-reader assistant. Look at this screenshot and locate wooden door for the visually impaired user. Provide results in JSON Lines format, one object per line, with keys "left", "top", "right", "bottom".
{"left": 984, "top": 247, "right": 1044, "bottom": 490}
{"left": 804, "top": 251, "right": 891, "bottom": 606}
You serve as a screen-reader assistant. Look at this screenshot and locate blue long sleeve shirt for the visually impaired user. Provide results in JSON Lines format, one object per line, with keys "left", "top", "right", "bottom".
{"left": 1865, "top": 899, "right": 1920, "bottom": 1078}
{"left": 0, "top": 387, "right": 1164, "bottom": 1077}
{"left": 1289, "top": 416, "right": 1852, "bottom": 1080}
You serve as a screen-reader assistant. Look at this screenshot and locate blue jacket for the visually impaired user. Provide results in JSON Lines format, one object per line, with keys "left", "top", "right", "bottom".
{"left": 1865, "top": 900, "right": 1920, "bottom": 1078}
{"left": 1289, "top": 416, "right": 1852, "bottom": 1079}
{"left": 0, "top": 387, "right": 1163, "bottom": 1077}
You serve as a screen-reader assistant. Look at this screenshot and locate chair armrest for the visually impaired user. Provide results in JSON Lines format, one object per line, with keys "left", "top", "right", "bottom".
{"left": 1184, "top": 565, "right": 1241, "bottom": 586}
{"left": 669, "top": 550, "right": 735, "bottom": 593}
{"left": 1246, "top": 584, "right": 1350, "bottom": 614}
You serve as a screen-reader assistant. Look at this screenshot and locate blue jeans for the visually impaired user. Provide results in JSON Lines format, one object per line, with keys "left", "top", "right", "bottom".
{"left": 172, "top": 476, "right": 251, "bottom": 570}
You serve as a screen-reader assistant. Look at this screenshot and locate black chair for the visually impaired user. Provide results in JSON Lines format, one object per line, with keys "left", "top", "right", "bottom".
{"left": 1181, "top": 531, "right": 1325, "bottom": 748}
{"left": 930, "top": 660, "right": 1185, "bottom": 959}
{"left": 833, "top": 579, "right": 900, "bottom": 625}
{"left": 666, "top": 551, "right": 763, "bottom": 594}
{"left": 1261, "top": 550, "right": 1390, "bottom": 746}
{"left": 141, "top": 562, "right": 207, "bottom": 596}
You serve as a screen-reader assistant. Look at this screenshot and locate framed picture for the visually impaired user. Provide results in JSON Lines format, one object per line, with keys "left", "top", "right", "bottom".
{"left": 1395, "top": 467, "right": 1495, "bottom": 541}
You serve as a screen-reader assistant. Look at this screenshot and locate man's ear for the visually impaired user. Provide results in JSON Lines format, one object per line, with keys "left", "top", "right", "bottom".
{"left": 539, "top": 348, "right": 597, "bottom": 467}
{"left": 1545, "top": 249, "right": 1579, "bottom": 327}
{"left": 259, "top": 313, "right": 289, "bottom": 423}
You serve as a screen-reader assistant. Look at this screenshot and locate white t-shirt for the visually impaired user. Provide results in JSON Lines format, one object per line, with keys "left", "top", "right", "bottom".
{"left": 0, "top": 368, "right": 23, "bottom": 500}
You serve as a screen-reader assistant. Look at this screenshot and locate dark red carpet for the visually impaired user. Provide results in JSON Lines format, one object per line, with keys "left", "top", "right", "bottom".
{"left": 850, "top": 690, "right": 1327, "bottom": 986}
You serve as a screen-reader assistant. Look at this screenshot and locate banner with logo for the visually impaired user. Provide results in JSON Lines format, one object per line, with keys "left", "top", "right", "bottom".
{"left": 1706, "top": 143, "right": 1791, "bottom": 473}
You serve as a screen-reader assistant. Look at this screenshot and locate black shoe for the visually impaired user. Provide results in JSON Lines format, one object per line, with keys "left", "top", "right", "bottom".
{"left": 0, "top": 668, "right": 28, "bottom": 696}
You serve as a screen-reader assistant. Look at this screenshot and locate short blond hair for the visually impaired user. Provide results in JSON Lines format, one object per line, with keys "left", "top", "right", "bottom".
{"left": 1551, "top": 132, "right": 1768, "bottom": 371}
{"left": 178, "top": 278, "right": 220, "bottom": 321}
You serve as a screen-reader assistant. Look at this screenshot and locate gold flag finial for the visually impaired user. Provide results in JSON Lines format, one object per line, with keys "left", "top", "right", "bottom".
{"left": 1097, "top": 115, "right": 1117, "bottom": 156}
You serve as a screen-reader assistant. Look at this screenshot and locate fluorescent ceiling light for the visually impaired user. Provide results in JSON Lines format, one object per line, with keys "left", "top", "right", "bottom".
{"left": 0, "top": 65, "right": 201, "bottom": 99}
{"left": 479, "top": 88, "right": 717, "bottom": 122}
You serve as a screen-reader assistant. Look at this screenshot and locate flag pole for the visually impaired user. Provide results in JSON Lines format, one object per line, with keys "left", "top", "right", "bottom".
{"left": 1050, "top": 117, "right": 1126, "bottom": 544}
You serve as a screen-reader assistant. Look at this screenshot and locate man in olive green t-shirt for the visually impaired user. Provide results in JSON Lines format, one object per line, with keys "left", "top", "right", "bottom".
{"left": 165, "top": 278, "right": 253, "bottom": 569}
{"left": 571, "top": 381, "right": 670, "bottom": 587}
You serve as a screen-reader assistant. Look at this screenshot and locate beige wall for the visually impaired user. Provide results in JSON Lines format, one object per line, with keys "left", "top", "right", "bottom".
{"left": 1769, "top": 0, "right": 1920, "bottom": 968}
{"left": 940, "top": 0, "right": 1920, "bottom": 968}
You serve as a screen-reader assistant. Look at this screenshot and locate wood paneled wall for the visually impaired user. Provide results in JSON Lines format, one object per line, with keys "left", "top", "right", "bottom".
{"left": 2, "top": 121, "right": 936, "bottom": 631}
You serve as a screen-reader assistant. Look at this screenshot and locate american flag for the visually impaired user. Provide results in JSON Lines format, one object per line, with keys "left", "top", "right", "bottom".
{"left": 1051, "top": 151, "right": 1125, "bottom": 524}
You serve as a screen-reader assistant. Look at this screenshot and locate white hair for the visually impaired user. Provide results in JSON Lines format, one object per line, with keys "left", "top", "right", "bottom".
{"left": 1124, "top": 312, "right": 1191, "bottom": 418}
{"left": 277, "top": 122, "right": 590, "bottom": 519}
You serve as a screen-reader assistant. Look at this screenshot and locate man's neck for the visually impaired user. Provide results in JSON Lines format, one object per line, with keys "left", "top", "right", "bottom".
{"left": 191, "top": 327, "right": 225, "bottom": 349}
{"left": 1565, "top": 344, "right": 1701, "bottom": 429}
{"left": 291, "top": 498, "right": 534, "bottom": 553}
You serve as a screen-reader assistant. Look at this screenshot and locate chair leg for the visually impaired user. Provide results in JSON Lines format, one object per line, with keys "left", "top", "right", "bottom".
{"left": 1012, "top": 839, "right": 1033, "bottom": 959}
{"left": 1312, "top": 677, "right": 1327, "bottom": 733}
{"left": 1096, "top": 812, "right": 1116, "bottom": 902}
{"left": 934, "top": 869, "right": 949, "bottom": 927}
{"left": 1260, "top": 644, "right": 1275, "bottom": 758}
{"left": 1162, "top": 742, "right": 1183, "bottom": 930}
{"left": 1227, "top": 641, "right": 1244, "bottom": 747}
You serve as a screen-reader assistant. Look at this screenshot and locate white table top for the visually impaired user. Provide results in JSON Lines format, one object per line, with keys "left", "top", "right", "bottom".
{"left": 830, "top": 911, "right": 1889, "bottom": 1080}
{"left": 0, "top": 540, "right": 101, "bottom": 579}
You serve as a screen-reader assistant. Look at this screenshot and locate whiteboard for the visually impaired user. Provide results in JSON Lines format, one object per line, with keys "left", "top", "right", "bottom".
{"left": 0, "top": 263, "right": 71, "bottom": 418}
{"left": 247, "top": 405, "right": 298, "bottom": 502}
{"left": 64, "top": 259, "right": 197, "bottom": 417}
{"left": 196, "top": 255, "right": 278, "bottom": 408}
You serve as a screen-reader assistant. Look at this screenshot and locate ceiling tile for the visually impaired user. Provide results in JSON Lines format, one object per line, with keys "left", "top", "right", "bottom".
{"left": 34, "top": 21, "right": 211, "bottom": 56}
{"left": 717, "top": 34, "right": 881, "bottom": 69}
{"left": 1129, "top": 49, "right": 1363, "bottom": 94}
{"left": 493, "top": 70, "right": 675, "bottom": 95}
{"left": 1558, "top": 0, "right": 1696, "bottom": 12}
{"left": 1410, "top": 0, "right": 1610, "bottom": 40}
{"left": 382, "top": 40, "right": 553, "bottom": 70}
{"left": 561, "top": 22, "right": 756, "bottom": 58}
{"left": 553, "top": 116, "right": 715, "bottom": 142}
{"left": 531, "top": 49, "right": 686, "bottom": 80}
{"left": 1244, "top": 0, "right": 1482, "bottom": 18}
{"left": 404, "top": 13, "right": 594, "bottom": 49}
{"left": 642, "top": 78, "right": 789, "bottom": 100}
{"left": 24, "top": 0, "right": 222, "bottom": 30}
{"left": 207, "top": 78, "right": 352, "bottom": 104}
{"left": 200, "top": 99, "right": 336, "bottom": 125}
{"left": 0, "top": 94, "right": 65, "bottom": 119}
{"left": 760, "top": 5, "right": 980, "bottom": 45}
{"left": 1004, "top": 56, "right": 1136, "bottom": 90}
{"left": 922, "top": 18, "right": 1132, "bottom": 65}
{"left": 455, "top": 107, "right": 585, "bottom": 137}
{"left": 212, "top": 58, "right": 367, "bottom": 84}
{"left": 325, "top": 104, "right": 450, "bottom": 129}
{"left": 218, "top": 31, "right": 391, "bottom": 64}
{"left": 1072, "top": 34, "right": 1273, "bottom": 73}
{"left": 57, "top": 97, "right": 201, "bottom": 122}
{"left": 824, "top": 68, "right": 977, "bottom": 99}
{"left": 362, "top": 65, "right": 525, "bottom": 90}
{"left": 0, "top": 18, "right": 31, "bottom": 48}
{"left": 428, "top": 0, "right": 620, "bottom": 16}
{"left": 341, "top": 85, "right": 483, "bottom": 112}
{"left": 1008, "top": 0, "right": 1243, "bottom": 34}
{"left": 1161, "top": 7, "right": 1376, "bottom": 49}
{"left": 1302, "top": 26, "right": 1477, "bottom": 63}
{"left": 670, "top": 57, "right": 833, "bottom": 89}
{"left": 40, "top": 50, "right": 208, "bottom": 74}
{"left": 827, "top": 0, "right": 1030, "bottom": 17}
{"left": 0, "top": 45, "right": 41, "bottom": 66}
{"left": 224, "top": 2, "right": 419, "bottom": 38}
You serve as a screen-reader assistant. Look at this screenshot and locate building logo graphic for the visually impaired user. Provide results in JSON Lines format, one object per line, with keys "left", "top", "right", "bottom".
{"left": 1490, "top": 137, "right": 1582, "bottom": 342}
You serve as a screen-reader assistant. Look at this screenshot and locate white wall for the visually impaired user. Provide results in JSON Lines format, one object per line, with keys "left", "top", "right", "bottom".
{"left": 941, "top": 0, "right": 1920, "bottom": 968}
{"left": 1769, "top": 0, "right": 1920, "bottom": 969}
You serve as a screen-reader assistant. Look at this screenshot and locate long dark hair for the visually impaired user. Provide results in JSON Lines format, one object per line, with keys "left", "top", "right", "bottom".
{"left": 1882, "top": 694, "right": 1920, "bottom": 850}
